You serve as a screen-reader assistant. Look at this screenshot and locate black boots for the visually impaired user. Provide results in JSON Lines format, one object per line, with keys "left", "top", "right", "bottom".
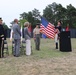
{"left": 56, "top": 43, "right": 58, "bottom": 49}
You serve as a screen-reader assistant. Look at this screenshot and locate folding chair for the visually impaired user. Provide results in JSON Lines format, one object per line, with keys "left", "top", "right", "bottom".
{"left": 4, "top": 40, "right": 9, "bottom": 55}
{"left": 21, "top": 40, "right": 26, "bottom": 54}
{"left": 12, "top": 40, "right": 14, "bottom": 54}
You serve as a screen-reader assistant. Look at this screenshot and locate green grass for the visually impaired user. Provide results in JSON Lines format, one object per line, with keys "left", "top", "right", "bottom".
{"left": 0, "top": 38, "right": 76, "bottom": 75}
{"left": 30, "top": 38, "right": 71, "bottom": 59}
{"left": 5, "top": 38, "right": 73, "bottom": 59}
{"left": 4, "top": 38, "right": 75, "bottom": 59}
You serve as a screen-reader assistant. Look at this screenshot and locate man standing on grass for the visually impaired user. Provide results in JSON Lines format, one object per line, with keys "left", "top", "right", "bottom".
{"left": 0, "top": 18, "right": 6, "bottom": 58}
{"left": 33, "top": 24, "right": 41, "bottom": 50}
{"left": 12, "top": 19, "right": 21, "bottom": 57}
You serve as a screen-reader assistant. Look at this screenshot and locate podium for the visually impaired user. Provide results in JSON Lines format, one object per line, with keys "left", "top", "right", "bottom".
{"left": 59, "top": 31, "right": 72, "bottom": 52}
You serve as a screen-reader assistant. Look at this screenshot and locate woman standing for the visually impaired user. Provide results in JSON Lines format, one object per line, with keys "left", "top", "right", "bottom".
{"left": 55, "top": 27, "right": 60, "bottom": 49}
{"left": 55, "top": 20, "right": 62, "bottom": 49}
{"left": 24, "top": 22, "right": 31, "bottom": 55}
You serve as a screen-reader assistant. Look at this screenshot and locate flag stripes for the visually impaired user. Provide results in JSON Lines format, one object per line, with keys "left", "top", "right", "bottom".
{"left": 40, "top": 23, "right": 55, "bottom": 39}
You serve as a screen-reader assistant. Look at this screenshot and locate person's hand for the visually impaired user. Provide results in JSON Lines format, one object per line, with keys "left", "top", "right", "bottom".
{"left": 34, "top": 37, "right": 36, "bottom": 40}
{"left": 2, "top": 38, "right": 4, "bottom": 40}
{"left": 10, "top": 38, "right": 12, "bottom": 41}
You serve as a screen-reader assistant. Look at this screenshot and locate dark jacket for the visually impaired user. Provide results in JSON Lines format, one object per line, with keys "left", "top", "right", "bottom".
{"left": 57, "top": 26, "right": 62, "bottom": 32}
{"left": 0, "top": 24, "right": 6, "bottom": 40}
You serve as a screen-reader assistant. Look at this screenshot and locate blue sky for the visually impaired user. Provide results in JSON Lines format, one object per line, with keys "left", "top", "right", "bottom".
{"left": 0, "top": 0, "right": 76, "bottom": 27}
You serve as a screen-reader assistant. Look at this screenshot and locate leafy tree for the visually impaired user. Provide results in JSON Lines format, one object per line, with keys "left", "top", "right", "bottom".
{"left": 20, "top": 12, "right": 28, "bottom": 19}
{"left": 3, "top": 22, "right": 9, "bottom": 30}
{"left": 32, "top": 8, "right": 40, "bottom": 19}
{"left": 19, "top": 19, "right": 27, "bottom": 28}
{"left": 19, "top": 8, "right": 41, "bottom": 28}
{"left": 43, "top": 2, "right": 67, "bottom": 26}
{"left": 43, "top": 3, "right": 54, "bottom": 24}
{"left": 20, "top": 3, "right": 76, "bottom": 28}
{"left": 66, "top": 4, "right": 76, "bottom": 28}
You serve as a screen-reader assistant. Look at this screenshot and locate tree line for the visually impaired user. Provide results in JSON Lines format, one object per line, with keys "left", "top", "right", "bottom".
{"left": 4, "top": 2, "right": 76, "bottom": 29}
{"left": 20, "top": 2, "right": 76, "bottom": 28}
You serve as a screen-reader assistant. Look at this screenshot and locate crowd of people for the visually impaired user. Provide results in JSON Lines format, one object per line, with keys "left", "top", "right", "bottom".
{"left": 0, "top": 17, "right": 62, "bottom": 58}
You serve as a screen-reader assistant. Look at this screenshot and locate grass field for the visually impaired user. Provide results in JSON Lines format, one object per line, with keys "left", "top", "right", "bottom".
{"left": 0, "top": 38, "right": 76, "bottom": 75}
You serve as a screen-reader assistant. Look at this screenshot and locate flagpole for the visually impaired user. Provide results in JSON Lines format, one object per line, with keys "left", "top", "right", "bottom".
{"left": 10, "top": 25, "right": 13, "bottom": 41}
{"left": 20, "top": 23, "right": 23, "bottom": 42}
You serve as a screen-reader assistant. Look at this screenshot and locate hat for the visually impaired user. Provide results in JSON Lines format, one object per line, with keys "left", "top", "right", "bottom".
{"left": 0, "top": 17, "right": 3, "bottom": 21}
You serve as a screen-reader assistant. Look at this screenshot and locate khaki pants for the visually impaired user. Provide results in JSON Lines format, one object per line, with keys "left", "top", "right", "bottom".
{"left": 35, "top": 34, "right": 40, "bottom": 50}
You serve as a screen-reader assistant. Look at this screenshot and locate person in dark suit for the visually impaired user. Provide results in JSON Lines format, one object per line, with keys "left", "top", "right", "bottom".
{"left": 55, "top": 27, "right": 60, "bottom": 49}
{"left": 0, "top": 18, "right": 6, "bottom": 58}
{"left": 55, "top": 20, "right": 62, "bottom": 49}
{"left": 56, "top": 20, "right": 62, "bottom": 33}
{"left": 12, "top": 19, "right": 21, "bottom": 57}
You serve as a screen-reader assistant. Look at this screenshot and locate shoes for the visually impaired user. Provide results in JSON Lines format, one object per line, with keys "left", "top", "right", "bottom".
{"left": 0, "top": 55, "right": 6, "bottom": 58}
{"left": 56, "top": 47, "right": 58, "bottom": 49}
{"left": 2, "top": 56, "right": 6, "bottom": 58}
{"left": 36, "top": 49, "right": 40, "bottom": 51}
{"left": 0, "top": 56, "right": 6, "bottom": 58}
{"left": 56, "top": 43, "right": 58, "bottom": 49}
{"left": 14, "top": 55, "right": 20, "bottom": 57}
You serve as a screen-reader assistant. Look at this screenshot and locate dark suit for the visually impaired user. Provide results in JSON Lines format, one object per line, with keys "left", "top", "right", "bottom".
{"left": 0, "top": 24, "right": 6, "bottom": 58}
{"left": 13, "top": 23, "right": 21, "bottom": 57}
{"left": 55, "top": 25, "right": 62, "bottom": 49}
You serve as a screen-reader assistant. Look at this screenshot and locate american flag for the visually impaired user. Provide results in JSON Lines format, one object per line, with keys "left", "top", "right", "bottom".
{"left": 40, "top": 17, "right": 55, "bottom": 39}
